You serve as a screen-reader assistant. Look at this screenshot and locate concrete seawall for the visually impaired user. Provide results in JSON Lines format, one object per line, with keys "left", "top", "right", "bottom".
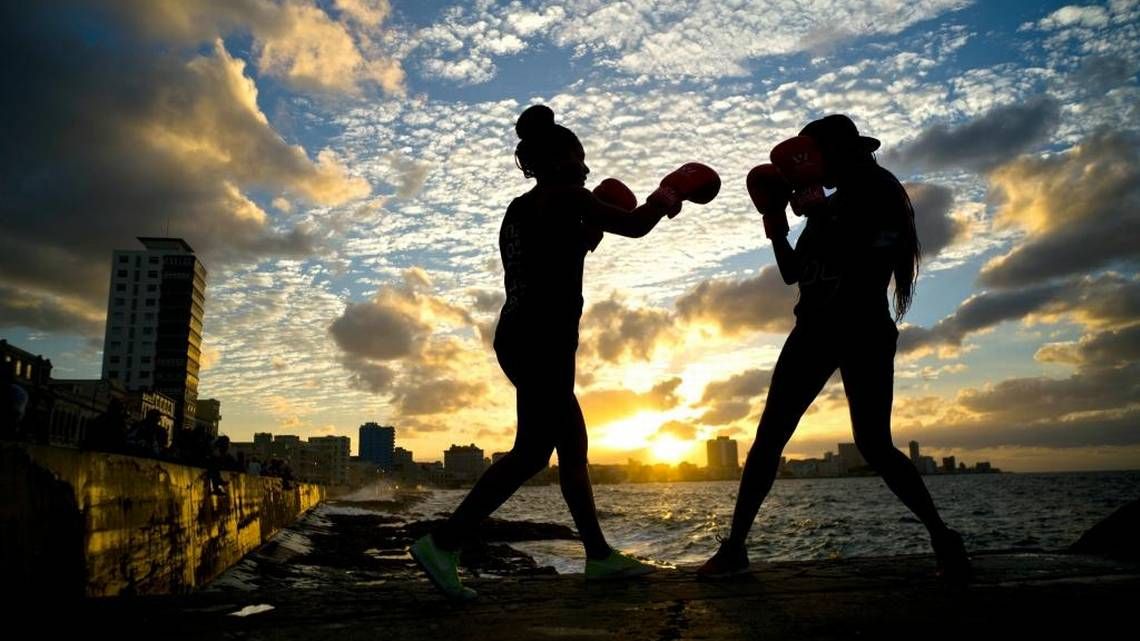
{"left": 0, "top": 442, "right": 324, "bottom": 597}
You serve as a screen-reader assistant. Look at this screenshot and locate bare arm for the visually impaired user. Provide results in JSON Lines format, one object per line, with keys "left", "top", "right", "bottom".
{"left": 588, "top": 197, "right": 672, "bottom": 238}
{"left": 772, "top": 233, "right": 800, "bottom": 285}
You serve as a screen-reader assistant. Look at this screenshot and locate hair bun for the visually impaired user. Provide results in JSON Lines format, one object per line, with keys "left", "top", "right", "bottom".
{"left": 516, "top": 104, "right": 555, "bottom": 141}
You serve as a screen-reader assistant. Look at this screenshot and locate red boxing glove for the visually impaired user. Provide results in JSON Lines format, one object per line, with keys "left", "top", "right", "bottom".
{"left": 592, "top": 178, "right": 637, "bottom": 211}
{"left": 583, "top": 178, "right": 636, "bottom": 252}
{"left": 747, "top": 164, "right": 791, "bottom": 238}
{"left": 790, "top": 185, "right": 827, "bottom": 218}
{"left": 771, "top": 136, "right": 827, "bottom": 217}
{"left": 648, "top": 162, "right": 721, "bottom": 219}
{"left": 770, "top": 136, "right": 825, "bottom": 188}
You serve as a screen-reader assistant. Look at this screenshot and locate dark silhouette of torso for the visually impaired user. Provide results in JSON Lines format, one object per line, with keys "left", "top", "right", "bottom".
{"left": 793, "top": 165, "right": 903, "bottom": 327}
{"left": 497, "top": 187, "right": 594, "bottom": 346}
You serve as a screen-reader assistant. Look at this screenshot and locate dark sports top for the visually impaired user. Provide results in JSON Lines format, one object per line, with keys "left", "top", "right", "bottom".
{"left": 497, "top": 187, "right": 599, "bottom": 340}
{"left": 792, "top": 165, "right": 908, "bottom": 325}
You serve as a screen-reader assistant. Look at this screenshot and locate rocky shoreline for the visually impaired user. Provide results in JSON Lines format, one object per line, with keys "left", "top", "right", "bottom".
{"left": 208, "top": 490, "right": 582, "bottom": 592}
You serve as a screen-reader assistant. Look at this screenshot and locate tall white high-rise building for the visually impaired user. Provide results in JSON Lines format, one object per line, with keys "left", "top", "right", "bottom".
{"left": 101, "top": 237, "right": 206, "bottom": 435}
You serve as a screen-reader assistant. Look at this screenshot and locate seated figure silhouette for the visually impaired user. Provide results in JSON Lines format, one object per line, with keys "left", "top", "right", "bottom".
{"left": 699, "top": 114, "right": 971, "bottom": 583}
{"left": 409, "top": 104, "right": 720, "bottom": 599}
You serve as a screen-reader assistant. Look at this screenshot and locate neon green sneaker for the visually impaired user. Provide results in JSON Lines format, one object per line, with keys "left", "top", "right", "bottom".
{"left": 585, "top": 549, "right": 658, "bottom": 581}
{"left": 409, "top": 534, "right": 477, "bottom": 600}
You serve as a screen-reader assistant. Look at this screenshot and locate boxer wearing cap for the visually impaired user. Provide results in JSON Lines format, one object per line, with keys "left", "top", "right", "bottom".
{"left": 709, "top": 114, "right": 971, "bottom": 584}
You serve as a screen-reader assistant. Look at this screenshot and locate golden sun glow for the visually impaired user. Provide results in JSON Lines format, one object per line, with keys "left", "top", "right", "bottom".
{"left": 649, "top": 434, "right": 693, "bottom": 464}
{"left": 595, "top": 412, "right": 662, "bottom": 451}
{"left": 593, "top": 411, "right": 698, "bottom": 464}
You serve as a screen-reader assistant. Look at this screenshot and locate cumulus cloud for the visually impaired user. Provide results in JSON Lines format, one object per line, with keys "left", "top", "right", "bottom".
{"left": 551, "top": 0, "right": 970, "bottom": 80}
{"left": 580, "top": 295, "right": 676, "bottom": 362}
{"left": 329, "top": 269, "right": 487, "bottom": 414}
{"left": 885, "top": 96, "right": 1061, "bottom": 172}
{"left": 335, "top": 0, "right": 391, "bottom": 26}
{"left": 906, "top": 182, "right": 966, "bottom": 257}
{"left": 413, "top": 3, "right": 561, "bottom": 84}
{"left": 390, "top": 155, "right": 433, "bottom": 198}
{"left": 330, "top": 266, "right": 476, "bottom": 387}
{"left": 0, "top": 4, "right": 372, "bottom": 336}
{"left": 916, "top": 321, "right": 1140, "bottom": 448}
{"left": 578, "top": 377, "right": 682, "bottom": 426}
{"left": 1035, "top": 323, "right": 1140, "bottom": 368}
{"left": 675, "top": 266, "right": 796, "bottom": 335}
{"left": 656, "top": 420, "right": 697, "bottom": 440}
{"left": 102, "top": 0, "right": 405, "bottom": 95}
{"left": 979, "top": 129, "right": 1140, "bottom": 288}
{"left": 0, "top": 286, "right": 105, "bottom": 338}
{"left": 406, "top": 0, "right": 972, "bottom": 85}
{"left": 899, "top": 273, "right": 1140, "bottom": 356}
{"left": 957, "top": 364, "right": 1139, "bottom": 423}
{"left": 696, "top": 368, "right": 773, "bottom": 425}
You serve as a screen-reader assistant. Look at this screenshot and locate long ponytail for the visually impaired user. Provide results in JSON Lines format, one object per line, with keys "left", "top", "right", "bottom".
{"left": 886, "top": 168, "right": 921, "bottom": 320}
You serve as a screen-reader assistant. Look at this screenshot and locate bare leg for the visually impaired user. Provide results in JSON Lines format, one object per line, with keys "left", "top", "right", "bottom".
{"left": 726, "top": 326, "right": 839, "bottom": 548}
{"left": 433, "top": 385, "right": 558, "bottom": 551}
{"left": 555, "top": 395, "right": 611, "bottom": 560}
{"left": 842, "top": 325, "right": 947, "bottom": 535}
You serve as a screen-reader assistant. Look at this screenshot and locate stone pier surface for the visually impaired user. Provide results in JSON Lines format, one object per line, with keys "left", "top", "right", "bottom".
{"left": 71, "top": 552, "right": 1140, "bottom": 639}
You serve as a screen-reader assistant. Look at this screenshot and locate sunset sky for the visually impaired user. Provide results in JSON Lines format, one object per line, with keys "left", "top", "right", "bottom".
{"left": 2, "top": 1, "right": 1138, "bottom": 472}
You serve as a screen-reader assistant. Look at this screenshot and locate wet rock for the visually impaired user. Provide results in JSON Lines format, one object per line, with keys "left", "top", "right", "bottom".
{"left": 1070, "top": 498, "right": 1140, "bottom": 560}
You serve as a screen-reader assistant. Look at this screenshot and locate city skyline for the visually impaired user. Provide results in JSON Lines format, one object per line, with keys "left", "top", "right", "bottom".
{"left": 2, "top": 1, "right": 1138, "bottom": 474}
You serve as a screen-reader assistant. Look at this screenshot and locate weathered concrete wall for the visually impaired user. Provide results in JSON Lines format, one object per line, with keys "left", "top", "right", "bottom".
{"left": 0, "top": 442, "right": 324, "bottom": 597}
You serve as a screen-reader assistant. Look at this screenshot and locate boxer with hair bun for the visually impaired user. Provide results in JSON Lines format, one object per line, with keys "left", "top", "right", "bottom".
{"left": 410, "top": 104, "right": 720, "bottom": 599}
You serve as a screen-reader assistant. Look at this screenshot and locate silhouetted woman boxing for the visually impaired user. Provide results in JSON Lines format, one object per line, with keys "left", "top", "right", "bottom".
{"left": 699, "top": 114, "right": 971, "bottom": 582}
{"left": 411, "top": 104, "right": 721, "bottom": 599}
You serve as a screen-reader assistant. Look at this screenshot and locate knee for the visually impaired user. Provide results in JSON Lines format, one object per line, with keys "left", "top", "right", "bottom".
{"left": 556, "top": 446, "right": 588, "bottom": 469}
{"left": 507, "top": 444, "right": 554, "bottom": 475}
{"left": 853, "top": 434, "right": 895, "bottom": 464}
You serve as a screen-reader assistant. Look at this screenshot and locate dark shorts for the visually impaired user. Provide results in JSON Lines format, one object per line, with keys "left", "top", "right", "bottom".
{"left": 494, "top": 330, "right": 578, "bottom": 391}
{"left": 493, "top": 312, "right": 579, "bottom": 390}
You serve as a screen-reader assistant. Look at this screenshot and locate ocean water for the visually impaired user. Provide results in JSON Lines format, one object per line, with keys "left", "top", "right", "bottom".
{"left": 391, "top": 471, "right": 1140, "bottom": 573}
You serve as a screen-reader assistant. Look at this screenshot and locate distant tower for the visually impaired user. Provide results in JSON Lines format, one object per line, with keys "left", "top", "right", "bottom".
{"left": 706, "top": 436, "right": 740, "bottom": 480}
{"left": 101, "top": 237, "right": 206, "bottom": 435}
{"left": 909, "top": 441, "right": 920, "bottom": 464}
{"left": 360, "top": 422, "right": 395, "bottom": 470}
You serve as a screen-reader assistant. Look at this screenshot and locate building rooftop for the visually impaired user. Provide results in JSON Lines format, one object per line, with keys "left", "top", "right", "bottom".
{"left": 137, "top": 237, "right": 195, "bottom": 253}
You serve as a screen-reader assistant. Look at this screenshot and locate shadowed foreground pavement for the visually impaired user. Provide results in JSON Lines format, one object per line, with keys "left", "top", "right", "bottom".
{"left": 71, "top": 552, "right": 1139, "bottom": 640}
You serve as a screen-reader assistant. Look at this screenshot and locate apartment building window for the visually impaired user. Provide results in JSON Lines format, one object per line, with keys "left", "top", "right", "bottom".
{"left": 147, "top": 270, "right": 158, "bottom": 278}
{"left": 145, "top": 298, "right": 155, "bottom": 307}
{"left": 117, "top": 269, "right": 127, "bottom": 277}
{"left": 119, "top": 256, "right": 129, "bottom": 264}
{"left": 114, "top": 298, "right": 125, "bottom": 306}
{"left": 149, "top": 257, "right": 159, "bottom": 264}
{"left": 147, "top": 284, "right": 157, "bottom": 292}
{"left": 115, "top": 284, "right": 126, "bottom": 292}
